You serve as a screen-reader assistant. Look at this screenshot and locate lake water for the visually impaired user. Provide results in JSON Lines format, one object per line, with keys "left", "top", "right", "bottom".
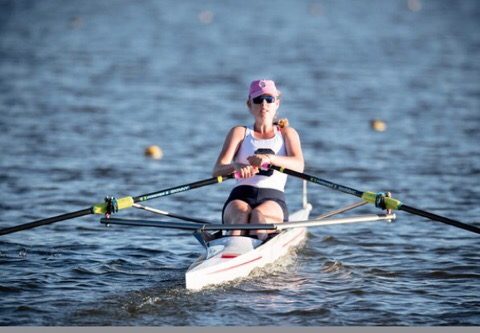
{"left": 0, "top": 0, "right": 479, "bottom": 326}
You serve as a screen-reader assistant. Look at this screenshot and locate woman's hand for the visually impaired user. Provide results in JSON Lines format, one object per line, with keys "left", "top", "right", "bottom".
{"left": 247, "top": 154, "right": 272, "bottom": 169}
{"left": 233, "top": 162, "right": 259, "bottom": 178}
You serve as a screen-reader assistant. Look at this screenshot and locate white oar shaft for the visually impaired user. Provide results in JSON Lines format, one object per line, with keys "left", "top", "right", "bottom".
{"left": 133, "top": 203, "right": 169, "bottom": 215}
{"left": 276, "top": 213, "right": 396, "bottom": 230}
{"left": 314, "top": 200, "right": 368, "bottom": 220}
{"left": 132, "top": 203, "right": 213, "bottom": 224}
{"left": 101, "top": 214, "right": 396, "bottom": 231}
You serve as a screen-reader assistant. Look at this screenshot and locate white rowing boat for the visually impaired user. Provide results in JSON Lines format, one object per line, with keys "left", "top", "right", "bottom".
{"left": 185, "top": 203, "right": 312, "bottom": 291}
{"left": 98, "top": 180, "right": 396, "bottom": 290}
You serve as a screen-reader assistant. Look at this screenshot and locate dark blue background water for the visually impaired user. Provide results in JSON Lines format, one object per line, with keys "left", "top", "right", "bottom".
{"left": 1, "top": 0, "right": 479, "bottom": 326}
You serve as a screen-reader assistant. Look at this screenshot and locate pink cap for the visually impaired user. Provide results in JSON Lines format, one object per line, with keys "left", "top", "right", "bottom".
{"left": 248, "top": 79, "right": 278, "bottom": 98}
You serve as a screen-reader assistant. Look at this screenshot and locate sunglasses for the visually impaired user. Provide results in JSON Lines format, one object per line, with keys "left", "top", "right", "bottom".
{"left": 252, "top": 95, "right": 276, "bottom": 104}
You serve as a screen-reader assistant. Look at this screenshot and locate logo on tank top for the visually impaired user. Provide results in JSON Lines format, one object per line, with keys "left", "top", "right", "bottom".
{"left": 255, "top": 148, "right": 274, "bottom": 176}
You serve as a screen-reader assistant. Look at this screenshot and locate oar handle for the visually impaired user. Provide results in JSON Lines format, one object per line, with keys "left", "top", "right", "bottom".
{"left": 233, "top": 163, "right": 276, "bottom": 179}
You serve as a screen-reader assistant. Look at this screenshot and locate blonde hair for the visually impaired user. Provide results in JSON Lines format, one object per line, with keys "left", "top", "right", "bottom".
{"left": 274, "top": 118, "right": 289, "bottom": 128}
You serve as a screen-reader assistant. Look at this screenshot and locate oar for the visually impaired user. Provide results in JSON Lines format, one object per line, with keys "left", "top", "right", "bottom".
{"left": 268, "top": 165, "right": 480, "bottom": 235}
{"left": 0, "top": 175, "right": 233, "bottom": 236}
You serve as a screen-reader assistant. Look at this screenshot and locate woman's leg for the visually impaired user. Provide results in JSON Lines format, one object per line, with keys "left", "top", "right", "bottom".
{"left": 223, "top": 199, "right": 251, "bottom": 236}
{"left": 249, "top": 200, "right": 284, "bottom": 240}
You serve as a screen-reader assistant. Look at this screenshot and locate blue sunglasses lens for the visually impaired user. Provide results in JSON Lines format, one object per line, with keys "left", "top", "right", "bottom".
{"left": 252, "top": 95, "right": 275, "bottom": 104}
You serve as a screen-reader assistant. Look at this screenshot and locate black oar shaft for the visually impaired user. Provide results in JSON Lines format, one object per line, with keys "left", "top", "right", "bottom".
{"left": 133, "top": 175, "right": 234, "bottom": 203}
{"left": 0, "top": 208, "right": 92, "bottom": 236}
{"left": 400, "top": 204, "right": 480, "bottom": 234}
{"left": 0, "top": 175, "right": 233, "bottom": 236}
{"left": 269, "top": 165, "right": 364, "bottom": 198}
{"left": 270, "top": 165, "right": 480, "bottom": 235}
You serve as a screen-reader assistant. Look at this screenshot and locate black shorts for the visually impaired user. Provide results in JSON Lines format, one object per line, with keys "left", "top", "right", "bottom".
{"left": 222, "top": 185, "right": 289, "bottom": 223}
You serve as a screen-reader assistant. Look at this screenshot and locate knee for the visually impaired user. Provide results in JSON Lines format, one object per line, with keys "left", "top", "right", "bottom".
{"left": 224, "top": 201, "right": 251, "bottom": 224}
{"left": 250, "top": 204, "right": 283, "bottom": 223}
{"left": 250, "top": 207, "right": 266, "bottom": 222}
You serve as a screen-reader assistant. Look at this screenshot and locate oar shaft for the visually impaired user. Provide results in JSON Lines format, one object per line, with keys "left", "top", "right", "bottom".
{"left": 400, "top": 204, "right": 480, "bottom": 234}
{"left": 0, "top": 175, "right": 234, "bottom": 236}
{"left": 270, "top": 164, "right": 480, "bottom": 235}
{"left": 132, "top": 175, "right": 233, "bottom": 203}
{"left": 269, "top": 165, "right": 364, "bottom": 198}
{"left": 0, "top": 208, "right": 92, "bottom": 236}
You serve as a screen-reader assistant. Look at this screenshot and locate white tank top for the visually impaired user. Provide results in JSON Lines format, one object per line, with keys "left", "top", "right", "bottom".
{"left": 234, "top": 125, "right": 288, "bottom": 192}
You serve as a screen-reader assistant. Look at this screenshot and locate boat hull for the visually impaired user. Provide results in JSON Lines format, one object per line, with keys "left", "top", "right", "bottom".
{"left": 185, "top": 204, "right": 312, "bottom": 290}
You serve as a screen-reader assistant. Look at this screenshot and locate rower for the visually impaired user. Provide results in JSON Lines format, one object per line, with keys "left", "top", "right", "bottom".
{"left": 212, "top": 79, "right": 305, "bottom": 241}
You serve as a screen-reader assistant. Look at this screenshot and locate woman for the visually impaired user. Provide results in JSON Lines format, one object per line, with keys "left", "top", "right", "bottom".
{"left": 212, "top": 79, "right": 304, "bottom": 240}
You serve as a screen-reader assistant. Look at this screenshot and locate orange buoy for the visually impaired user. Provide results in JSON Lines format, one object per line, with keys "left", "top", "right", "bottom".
{"left": 370, "top": 119, "right": 387, "bottom": 132}
{"left": 145, "top": 145, "right": 163, "bottom": 160}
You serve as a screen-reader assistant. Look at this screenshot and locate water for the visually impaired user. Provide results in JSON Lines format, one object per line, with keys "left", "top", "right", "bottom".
{"left": 1, "top": 0, "right": 479, "bottom": 326}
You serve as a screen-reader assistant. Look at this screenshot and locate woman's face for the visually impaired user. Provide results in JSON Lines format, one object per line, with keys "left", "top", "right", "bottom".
{"left": 247, "top": 94, "right": 280, "bottom": 122}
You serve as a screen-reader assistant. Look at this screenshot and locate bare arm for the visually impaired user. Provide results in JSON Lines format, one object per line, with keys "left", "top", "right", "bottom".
{"left": 212, "top": 126, "right": 258, "bottom": 177}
